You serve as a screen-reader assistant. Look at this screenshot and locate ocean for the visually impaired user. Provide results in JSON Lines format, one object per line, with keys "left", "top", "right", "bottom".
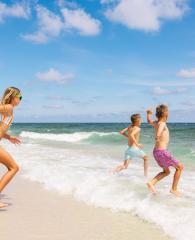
{"left": 2, "top": 123, "right": 195, "bottom": 240}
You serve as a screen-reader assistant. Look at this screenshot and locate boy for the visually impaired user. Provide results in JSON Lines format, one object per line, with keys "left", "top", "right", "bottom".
{"left": 147, "top": 105, "right": 184, "bottom": 197}
{"left": 112, "top": 114, "right": 148, "bottom": 177}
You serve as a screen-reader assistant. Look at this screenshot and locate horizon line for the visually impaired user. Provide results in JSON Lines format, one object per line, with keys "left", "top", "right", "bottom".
{"left": 12, "top": 122, "right": 195, "bottom": 124}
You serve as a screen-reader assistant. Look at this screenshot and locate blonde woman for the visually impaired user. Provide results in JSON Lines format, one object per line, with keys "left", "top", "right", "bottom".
{"left": 0, "top": 87, "right": 22, "bottom": 208}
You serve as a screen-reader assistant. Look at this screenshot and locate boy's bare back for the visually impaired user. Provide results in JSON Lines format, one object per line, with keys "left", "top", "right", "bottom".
{"left": 127, "top": 125, "right": 141, "bottom": 147}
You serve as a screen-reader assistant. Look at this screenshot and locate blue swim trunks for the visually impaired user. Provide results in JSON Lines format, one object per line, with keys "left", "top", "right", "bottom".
{"left": 124, "top": 146, "right": 146, "bottom": 160}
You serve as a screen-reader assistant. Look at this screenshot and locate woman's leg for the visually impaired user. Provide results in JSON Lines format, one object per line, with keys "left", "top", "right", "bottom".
{"left": 0, "top": 147, "right": 19, "bottom": 193}
{"left": 0, "top": 202, "right": 8, "bottom": 208}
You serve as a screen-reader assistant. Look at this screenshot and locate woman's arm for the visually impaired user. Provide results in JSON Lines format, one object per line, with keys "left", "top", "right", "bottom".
{"left": 3, "top": 133, "right": 11, "bottom": 140}
{"left": 2, "top": 133, "right": 21, "bottom": 145}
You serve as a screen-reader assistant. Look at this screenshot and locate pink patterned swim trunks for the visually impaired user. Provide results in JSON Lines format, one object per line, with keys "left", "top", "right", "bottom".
{"left": 153, "top": 148, "right": 179, "bottom": 168}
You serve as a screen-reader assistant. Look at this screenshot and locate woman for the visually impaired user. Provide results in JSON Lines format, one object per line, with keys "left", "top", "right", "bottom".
{"left": 0, "top": 87, "right": 22, "bottom": 208}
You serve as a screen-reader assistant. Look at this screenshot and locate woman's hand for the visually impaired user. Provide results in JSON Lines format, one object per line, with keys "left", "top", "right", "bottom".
{"left": 8, "top": 136, "right": 21, "bottom": 145}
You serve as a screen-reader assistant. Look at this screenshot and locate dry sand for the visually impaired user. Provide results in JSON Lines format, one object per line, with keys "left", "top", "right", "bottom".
{"left": 0, "top": 170, "right": 170, "bottom": 240}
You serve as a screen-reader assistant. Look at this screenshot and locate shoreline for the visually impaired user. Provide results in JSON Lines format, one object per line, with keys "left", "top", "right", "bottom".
{"left": 0, "top": 169, "right": 170, "bottom": 240}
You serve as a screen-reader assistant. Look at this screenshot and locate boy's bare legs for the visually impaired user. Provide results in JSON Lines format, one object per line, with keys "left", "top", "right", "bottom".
{"left": 143, "top": 156, "right": 148, "bottom": 177}
{"left": 147, "top": 168, "right": 170, "bottom": 194}
{"left": 111, "top": 159, "right": 131, "bottom": 174}
{"left": 170, "top": 163, "right": 183, "bottom": 197}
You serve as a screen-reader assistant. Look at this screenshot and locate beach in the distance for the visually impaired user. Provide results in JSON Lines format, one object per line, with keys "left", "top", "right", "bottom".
{"left": 1, "top": 123, "right": 195, "bottom": 240}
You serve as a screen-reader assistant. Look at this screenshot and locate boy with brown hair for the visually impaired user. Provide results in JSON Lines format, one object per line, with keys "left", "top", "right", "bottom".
{"left": 111, "top": 114, "right": 148, "bottom": 177}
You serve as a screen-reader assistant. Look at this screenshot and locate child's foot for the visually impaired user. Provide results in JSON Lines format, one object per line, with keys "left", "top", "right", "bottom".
{"left": 147, "top": 182, "right": 157, "bottom": 194}
{"left": 109, "top": 169, "right": 116, "bottom": 175}
{"left": 0, "top": 202, "right": 8, "bottom": 208}
{"left": 170, "top": 189, "right": 182, "bottom": 197}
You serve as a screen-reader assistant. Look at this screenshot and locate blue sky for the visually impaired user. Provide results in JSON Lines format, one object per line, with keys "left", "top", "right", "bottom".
{"left": 1, "top": 0, "right": 195, "bottom": 122}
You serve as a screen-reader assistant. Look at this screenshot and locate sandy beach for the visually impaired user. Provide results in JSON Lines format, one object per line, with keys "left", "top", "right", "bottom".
{"left": 1, "top": 0, "right": 195, "bottom": 238}
{"left": 0, "top": 168, "right": 169, "bottom": 240}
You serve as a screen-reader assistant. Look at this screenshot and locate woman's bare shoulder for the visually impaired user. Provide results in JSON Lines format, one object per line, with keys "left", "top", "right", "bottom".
{"left": 0, "top": 104, "right": 13, "bottom": 115}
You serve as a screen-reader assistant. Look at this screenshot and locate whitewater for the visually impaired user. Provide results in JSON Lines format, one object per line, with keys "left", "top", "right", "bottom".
{"left": 2, "top": 123, "right": 195, "bottom": 240}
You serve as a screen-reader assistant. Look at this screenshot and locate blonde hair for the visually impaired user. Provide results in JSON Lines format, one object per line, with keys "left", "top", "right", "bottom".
{"left": 1, "top": 87, "right": 21, "bottom": 105}
{"left": 156, "top": 104, "right": 168, "bottom": 119}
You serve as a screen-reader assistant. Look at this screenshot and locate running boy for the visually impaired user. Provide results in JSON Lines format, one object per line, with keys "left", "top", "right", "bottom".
{"left": 111, "top": 114, "right": 148, "bottom": 177}
{"left": 146, "top": 105, "right": 184, "bottom": 196}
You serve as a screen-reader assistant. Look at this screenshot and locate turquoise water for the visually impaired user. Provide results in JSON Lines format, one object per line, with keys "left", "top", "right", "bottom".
{"left": 11, "top": 122, "right": 195, "bottom": 166}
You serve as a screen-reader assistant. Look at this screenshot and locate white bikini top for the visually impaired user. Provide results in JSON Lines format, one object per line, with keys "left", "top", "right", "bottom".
{"left": 1, "top": 114, "right": 13, "bottom": 126}
{"left": 0, "top": 105, "right": 13, "bottom": 127}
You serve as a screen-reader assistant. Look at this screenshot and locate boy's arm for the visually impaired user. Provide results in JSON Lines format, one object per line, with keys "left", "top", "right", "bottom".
{"left": 130, "top": 127, "right": 141, "bottom": 148}
{"left": 119, "top": 127, "right": 129, "bottom": 138}
{"left": 147, "top": 109, "right": 155, "bottom": 126}
{"left": 155, "top": 122, "right": 165, "bottom": 142}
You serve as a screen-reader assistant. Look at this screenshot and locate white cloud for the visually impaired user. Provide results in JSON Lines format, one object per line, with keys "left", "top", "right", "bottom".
{"left": 46, "top": 95, "right": 66, "bottom": 100}
{"left": 175, "top": 87, "right": 187, "bottom": 93}
{"left": 61, "top": 8, "right": 101, "bottom": 36}
{"left": 153, "top": 87, "right": 172, "bottom": 95}
{"left": 181, "top": 100, "right": 195, "bottom": 107}
{"left": 0, "top": 1, "right": 30, "bottom": 23}
{"left": 104, "top": 0, "right": 189, "bottom": 31}
{"left": 177, "top": 68, "right": 195, "bottom": 78}
{"left": 22, "top": 5, "right": 101, "bottom": 43}
{"left": 22, "top": 5, "right": 63, "bottom": 43}
{"left": 22, "top": 31, "right": 48, "bottom": 44}
{"left": 100, "top": 0, "right": 113, "bottom": 4}
{"left": 56, "top": 0, "right": 79, "bottom": 9}
{"left": 43, "top": 104, "right": 64, "bottom": 109}
{"left": 36, "top": 68, "right": 75, "bottom": 84}
{"left": 124, "top": 78, "right": 195, "bottom": 87}
{"left": 152, "top": 86, "right": 187, "bottom": 95}
{"left": 36, "top": 5, "right": 63, "bottom": 36}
